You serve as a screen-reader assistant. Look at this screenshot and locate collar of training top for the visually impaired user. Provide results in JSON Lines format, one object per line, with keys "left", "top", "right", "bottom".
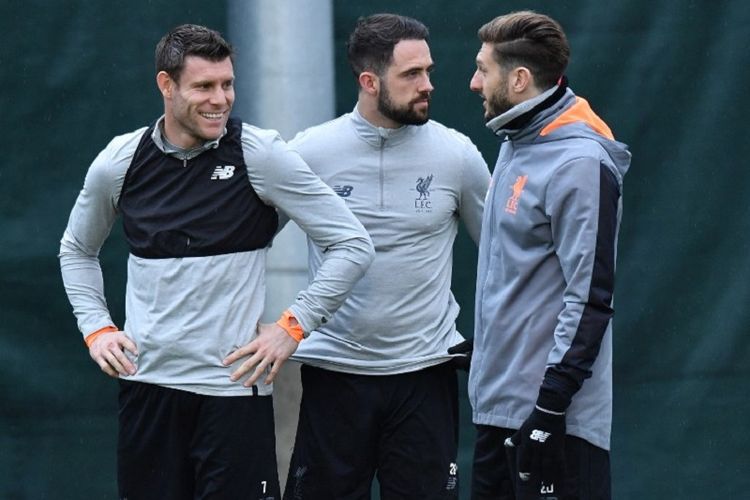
{"left": 486, "top": 76, "right": 569, "bottom": 136}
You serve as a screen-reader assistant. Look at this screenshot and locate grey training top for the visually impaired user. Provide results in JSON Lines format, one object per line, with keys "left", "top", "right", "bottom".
{"left": 469, "top": 87, "right": 631, "bottom": 450}
{"left": 59, "top": 117, "right": 374, "bottom": 396}
{"left": 290, "top": 106, "right": 490, "bottom": 374}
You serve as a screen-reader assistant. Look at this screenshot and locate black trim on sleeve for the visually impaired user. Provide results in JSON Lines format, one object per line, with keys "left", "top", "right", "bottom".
{"left": 538, "top": 164, "right": 621, "bottom": 412}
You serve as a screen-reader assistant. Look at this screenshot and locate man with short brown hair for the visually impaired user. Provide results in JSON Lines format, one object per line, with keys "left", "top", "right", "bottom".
{"left": 59, "top": 23, "right": 373, "bottom": 499}
{"left": 468, "top": 11, "right": 631, "bottom": 499}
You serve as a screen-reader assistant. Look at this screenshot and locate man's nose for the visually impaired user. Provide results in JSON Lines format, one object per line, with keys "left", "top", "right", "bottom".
{"left": 420, "top": 74, "right": 434, "bottom": 93}
{"left": 469, "top": 71, "right": 482, "bottom": 92}
{"left": 209, "top": 86, "right": 229, "bottom": 104}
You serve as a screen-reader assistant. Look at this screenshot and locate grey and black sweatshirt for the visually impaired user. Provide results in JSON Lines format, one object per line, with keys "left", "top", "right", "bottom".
{"left": 290, "top": 106, "right": 490, "bottom": 374}
{"left": 469, "top": 84, "right": 631, "bottom": 450}
{"left": 59, "top": 117, "right": 374, "bottom": 396}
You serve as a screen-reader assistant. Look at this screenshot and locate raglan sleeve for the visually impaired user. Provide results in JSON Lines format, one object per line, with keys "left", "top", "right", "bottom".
{"left": 538, "top": 156, "right": 621, "bottom": 412}
{"left": 241, "top": 127, "right": 375, "bottom": 335}
{"left": 458, "top": 139, "right": 491, "bottom": 245}
{"left": 58, "top": 140, "right": 129, "bottom": 339}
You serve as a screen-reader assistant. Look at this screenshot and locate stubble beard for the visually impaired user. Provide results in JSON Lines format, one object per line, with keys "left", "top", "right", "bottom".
{"left": 484, "top": 84, "right": 514, "bottom": 122}
{"left": 377, "top": 83, "right": 430, "bottom": 126}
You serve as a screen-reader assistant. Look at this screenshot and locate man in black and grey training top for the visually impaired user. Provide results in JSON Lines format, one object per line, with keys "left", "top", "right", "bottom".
{"left": 284, "top": 14, "right": 491, "bottom": 499}
{"left": 58, "top": 24, "right": 373, "bottom": 500}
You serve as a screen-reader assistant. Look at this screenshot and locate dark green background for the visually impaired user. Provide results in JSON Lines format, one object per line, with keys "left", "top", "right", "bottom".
{"left": 2, "top": 1, "right": 748, "bottom": 498}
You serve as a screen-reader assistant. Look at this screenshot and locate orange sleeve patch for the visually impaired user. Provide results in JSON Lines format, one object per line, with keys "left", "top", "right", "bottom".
{"left": 276, "top": 309, "right": 304, "bottom": 343}
{"left": 540, "top": 97, "right": 614, "bottom": 140}
{"left": 84, "top": 325, "right": 118, "bottom": 348}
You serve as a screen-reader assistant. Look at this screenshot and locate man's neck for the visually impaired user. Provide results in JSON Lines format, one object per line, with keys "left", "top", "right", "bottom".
{"left": 487, "top": 79, "right": 568, "bottom": 134}
{"left": 356, "top": 97, "right": 402, "bottom": 129}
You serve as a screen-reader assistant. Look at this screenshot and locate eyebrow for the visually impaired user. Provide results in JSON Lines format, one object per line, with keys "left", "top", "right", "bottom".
{"left": 399, "top": 63, "right": 435, "bottom": 75}
{"left": 191, "top": 77, "right": 234, "bottom": 86}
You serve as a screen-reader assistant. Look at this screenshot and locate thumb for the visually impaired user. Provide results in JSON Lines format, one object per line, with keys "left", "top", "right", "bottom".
{"left": 448, "top": 339, "right": 473, "bottom": 355}
{"left": 514, "top": 434, "right": 532, "bottom": 477}
{"left": 508, "top": 428, "right": 522, "bottom": 447}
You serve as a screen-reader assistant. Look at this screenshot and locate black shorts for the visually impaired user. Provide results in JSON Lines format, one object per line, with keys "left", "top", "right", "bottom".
{"left": 284, "top": 363, "right": 459, "bottom": 500}
{"left": 117, "top": 380, "right": 280, "bottom": 500}
{"left": 471, "top": 425, "right": 611, "bottom": 500}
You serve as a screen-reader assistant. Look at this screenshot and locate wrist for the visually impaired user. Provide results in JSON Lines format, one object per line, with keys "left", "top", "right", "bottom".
{"left": 276, "top": 310, "right": 304, "bottom": 343}
{"left": 534, "top": 404, "right": 565, "bottom": 418}
{"left": 537, "top": 369, "right": 576, "bottom": 413}
{"left": 84, "top": 325, "right": 118, "bottom": 348}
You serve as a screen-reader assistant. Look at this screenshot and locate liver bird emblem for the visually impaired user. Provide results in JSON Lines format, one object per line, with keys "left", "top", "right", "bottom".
{"left": 416, "top": 174, "right": 433, "bottom": 200}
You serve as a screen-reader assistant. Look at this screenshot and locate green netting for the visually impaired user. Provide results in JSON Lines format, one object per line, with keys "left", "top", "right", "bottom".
{"left": 1, "top": 1, "right": 747, "bottom": 498}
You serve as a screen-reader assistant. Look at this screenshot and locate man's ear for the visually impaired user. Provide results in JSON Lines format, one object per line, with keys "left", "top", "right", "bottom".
{"left": 510, "top": 66, "right": 533, "bottom": 95}
{"left": 358, "top": 71, "right": 380, "bottom": 96}
{"left": 156, "top": 71, "right": 173, "bottom": 99}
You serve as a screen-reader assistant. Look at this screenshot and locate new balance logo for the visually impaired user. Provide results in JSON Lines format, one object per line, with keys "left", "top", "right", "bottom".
{"left": 530, "top": 429, "right": 551, "bottom": 442}
{"left": 333, "top": 185, "right": 354, "bottom": 197}
{"left": 211, "top": 165, "right": 235, "bottom": 180}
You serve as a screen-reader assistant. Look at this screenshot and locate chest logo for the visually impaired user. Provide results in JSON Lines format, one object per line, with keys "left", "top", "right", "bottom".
{"left": 505, "top": 174, "right": 527, "bottom": 214}
{"left": 333, "top": 185, "right": 354, "bottom": 198}
{"left": 211, "top": 165, "right": 235, "bottom": 180}
{"left": 414, "top": 174, "right": 434, "bottom": 211}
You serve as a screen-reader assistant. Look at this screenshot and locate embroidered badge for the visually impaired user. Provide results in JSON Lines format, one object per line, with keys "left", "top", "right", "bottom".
{"left": 505, "top": 175, "right": 527, "bottom": 214}
{"left": 414, "top": 174, "right": 434, "bottom": 212}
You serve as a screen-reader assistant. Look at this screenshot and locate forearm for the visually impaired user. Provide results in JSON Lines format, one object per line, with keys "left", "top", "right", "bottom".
{"left": 59, "top": 235, "right": 115, "bottom": 337}
{"left": 460, "top": 144, "right": 491, "bottom": 245}
{"left": 245, "top": 130, "right": 374, "bottom": 333}
{"left": 288, "top": 242, "right": 372, "bottom": 333}
{"left": 543, "top": 160, "right": 620, "bottom": 411}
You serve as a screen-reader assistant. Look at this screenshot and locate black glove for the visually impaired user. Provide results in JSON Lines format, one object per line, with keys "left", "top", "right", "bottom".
{"left": 504, "top": 405, "right": 565, "bottom": 498}
{"left": 447, "top": 339, "right": 473, "bottom": 371}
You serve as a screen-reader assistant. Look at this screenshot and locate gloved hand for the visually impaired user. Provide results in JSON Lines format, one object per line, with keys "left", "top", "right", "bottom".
{"left": 447, "top": 339, "right": 473, "bottom": 371}
{"left": 504, "top": 405, "right": 565, "bottom": 498}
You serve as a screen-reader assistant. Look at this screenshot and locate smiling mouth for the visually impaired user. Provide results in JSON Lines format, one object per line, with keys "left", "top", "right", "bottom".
{"left": 200, "top": 112, "right": 225, "bottom": 120}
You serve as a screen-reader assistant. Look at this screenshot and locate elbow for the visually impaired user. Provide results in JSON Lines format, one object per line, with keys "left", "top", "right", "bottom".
{"left": 58, "top": 237, "right": 75, "bottom": 260}
{"left": 346, "top": 233, "right": 375, "bottom": 273}
{"left": 322, "top": 232, "right": 374, "bottom": 272}
{"left": 359, "top": 235, "right": 376, "bottom": 272}
{"left": 58, "top": 231, "right": 97, "bottom": 261}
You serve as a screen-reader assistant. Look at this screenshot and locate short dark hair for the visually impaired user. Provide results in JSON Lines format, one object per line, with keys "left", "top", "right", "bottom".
{"left": 478, "top": 11, "right": 569, "bottom": 90}
{"left": 346, "top": 13, "right": 429, "bottom": 79}
{"left": 155, "top": 24, "right": 234, "bottom": 83}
